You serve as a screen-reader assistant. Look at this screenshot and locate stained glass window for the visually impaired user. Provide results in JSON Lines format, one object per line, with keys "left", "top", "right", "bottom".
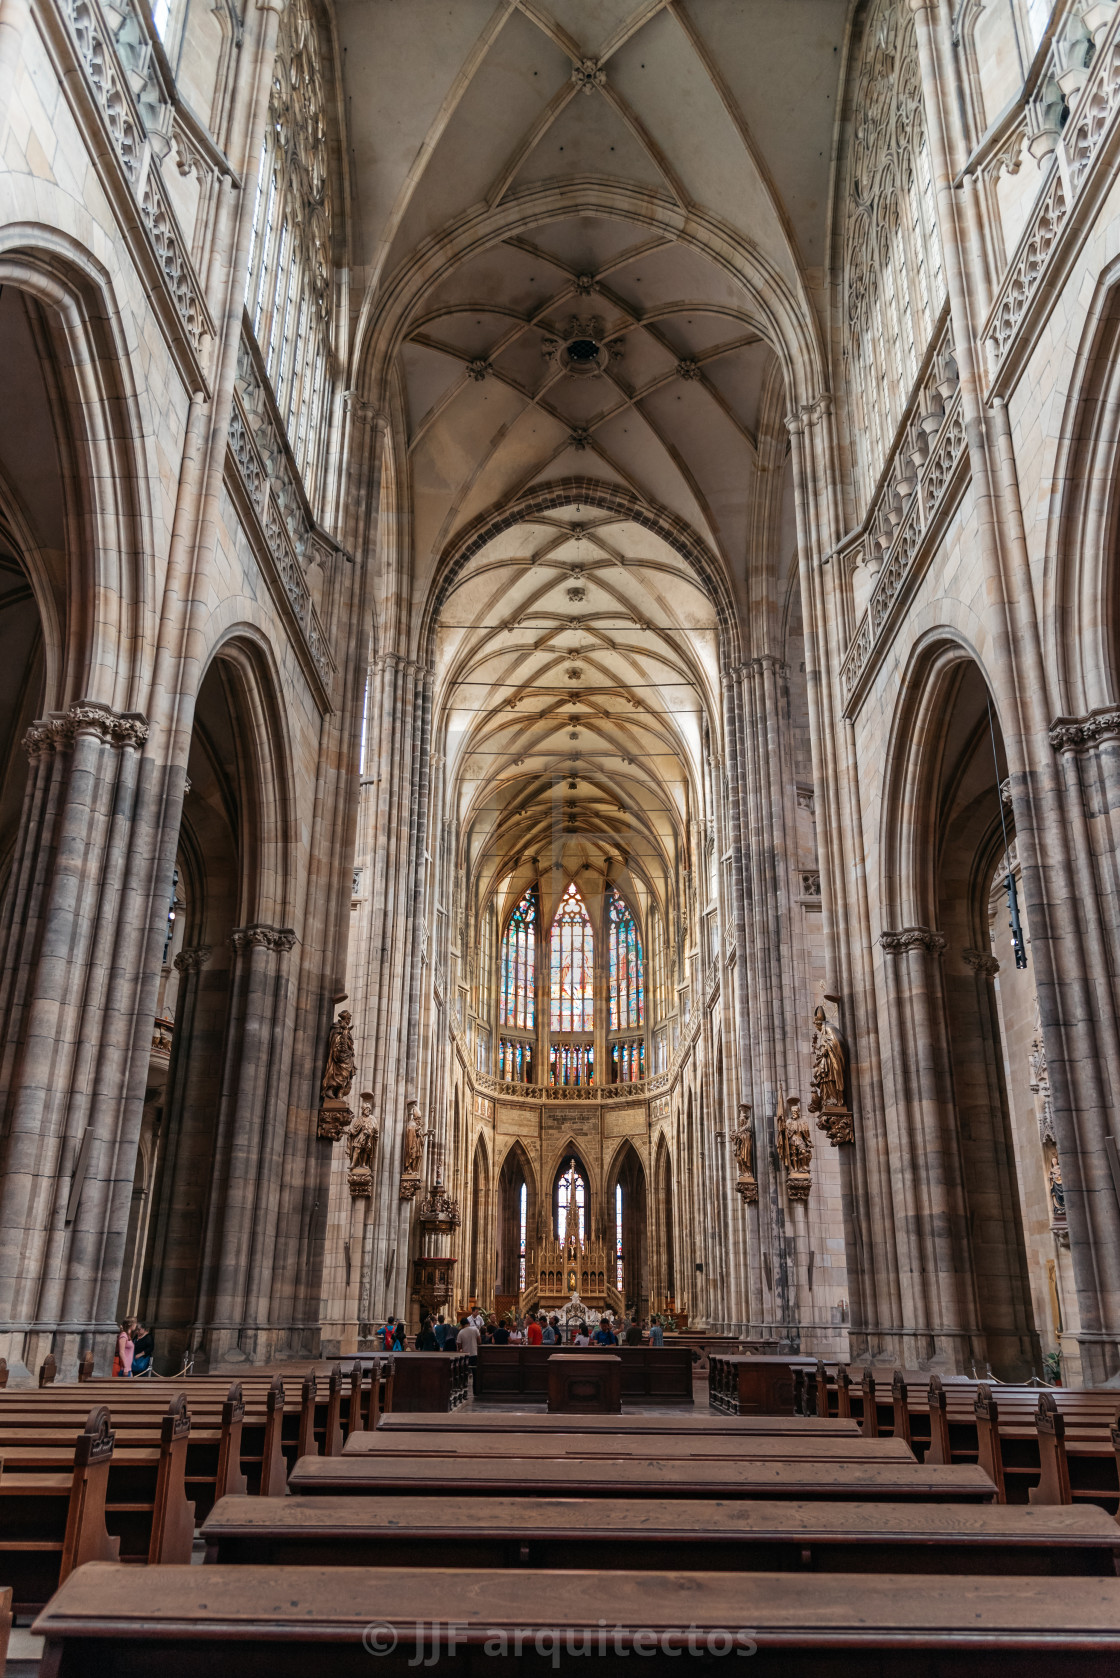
{"left": 610, "top": 1040, "right": 644, "bottom": 1083}
{"left": 550, "top": 883, "right": 594, "bottom": 1032}
{"left": 557, "top": 1159, "right": 586, "bottom": 1244}
{"left": 549, "top": 1043, "right": 593, "bottom": 1086}
{"left": 616, "top": 1182, "right": 624, "bottom": 1291}
{"left": 608, "top": 888, "right": 643, "bottom": 1031}
{"left": 500, "top": 888, "right": 537, "bottom": 1030}
{"left": 498, "top": 1037, "right": 534, "bottom": 1082}
{"left": 519, "top": 1182, "right": 527, "bottom": 1293}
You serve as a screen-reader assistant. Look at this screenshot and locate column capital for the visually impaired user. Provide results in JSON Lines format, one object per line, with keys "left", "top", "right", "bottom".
{"left": 1049, "top": 707, "right": 1120, "bottom": 753}
{"left": 230, "top": 924, "right": 297, "bottom": 953}
{"left": 878, "top": 926, "right": 947, "bottom": 956}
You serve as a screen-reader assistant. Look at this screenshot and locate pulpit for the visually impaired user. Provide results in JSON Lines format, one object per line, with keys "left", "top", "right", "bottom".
{"left": 547, "top": 1353, "right": 622, "bottom": 1414}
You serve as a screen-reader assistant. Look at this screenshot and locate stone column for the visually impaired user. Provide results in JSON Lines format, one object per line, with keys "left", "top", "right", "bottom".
{"left": 191, "top": 924, "right": 297, "bottom": 1366}
{"left": 0, "top": 703, "right": 156, "bottom": 1377}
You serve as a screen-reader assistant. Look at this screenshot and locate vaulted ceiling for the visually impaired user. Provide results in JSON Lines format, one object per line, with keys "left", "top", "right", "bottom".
{"left": 335, "top": 0, "right": 849, "bottom": 910}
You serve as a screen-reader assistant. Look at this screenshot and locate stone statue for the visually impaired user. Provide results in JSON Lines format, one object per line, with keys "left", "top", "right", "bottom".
{"left": 731, "top": 1102, "right": 758, "bottom": 1204}
{"left": 810, "top": 1004, "right": 854, "bottom": 1145}
{"left": 1048, "top": 1154, "right": 1065, "bottom": 1221}
{"left": 777, "top": 1086, "right": 812, "bottom": 1202}
{"left": 318, "top": 1009, "right": 356, "bottom": 1140}
{"left": 321, "top": 1010, "right": 355, "bottom": 1102}
{"left": 403, "top": 1101, "right": 424, "bottom": 1173}
{"left": 399, "top": 1100, "right": 424, "bottom": 1200}
{"left": 347, "top": 1094, "right": 379, "bottom": 1173}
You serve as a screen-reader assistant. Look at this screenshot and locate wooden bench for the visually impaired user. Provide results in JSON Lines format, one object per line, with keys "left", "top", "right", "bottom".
{"left": 0, "top": 1378, "right": 287, "bottom": 1506}
{"left": 289, "top": 1452, "right": 996, "bottom": 1502}
{"left": 32, "top": 1562, "right": 1120, "bottom": 1675}
{"left": 201, "top": 1491, "right": 1120, "bottom": 1575}
{"left": 375, "top": 1352, "right": 468, "bottom": 1412}
{"left": 372, "top": 1412, "right": 861, "bottom": 1436}
{"left": 0, "top": 1406, "right": 119, "bottom": 1615}
{"left": 709, "top": 1355, "right": 820, "bottom": 1415}
{"left": 341, "top": 1429, "right": 916, "bottom": 1463}
{"left": 475, "top": 1345, "right": 694, "bottom": 1404}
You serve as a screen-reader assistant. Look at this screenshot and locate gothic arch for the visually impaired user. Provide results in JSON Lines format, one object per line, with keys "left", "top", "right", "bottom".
{"left": 468, "top": 1131, "right": 491, "bottom": 1305}
{"left": 607, "top": 1139, "right": 648, "bottom": 1317}
{"left": 1044, "top": 258, "right": 1120, "bottom": 717}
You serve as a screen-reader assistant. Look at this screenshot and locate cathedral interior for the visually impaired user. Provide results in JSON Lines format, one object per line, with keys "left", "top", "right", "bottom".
{"left": 2, "top": 0, "right": 1120, "bottom": 1401}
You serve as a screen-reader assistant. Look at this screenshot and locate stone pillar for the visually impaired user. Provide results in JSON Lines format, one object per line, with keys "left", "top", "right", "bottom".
{"left": 0, "top": 703, "right": 157, "bottom": 1378}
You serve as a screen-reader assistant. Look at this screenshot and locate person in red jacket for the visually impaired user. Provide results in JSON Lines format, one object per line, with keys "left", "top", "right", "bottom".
{"left": 526, "top": 1314, "right": 543, "bottom": 1345}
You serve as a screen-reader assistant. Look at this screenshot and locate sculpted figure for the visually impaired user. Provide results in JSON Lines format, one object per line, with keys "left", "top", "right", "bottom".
{"left": 732, "top": 1103, "right": 754, "bottom": 1177}
{"left": 1049, "top": 1154, "right": 1065, "bottom": 1220}
{"left": 321, "top": 1010, "right": 356, "bottom": 1103}
{"left": 785, "top": 1097, "right": 814, "bottom": 1173}
{"left": 402, "top": 1101, "right": 424, "bottom": 1175}
{"left": 347, "top": 1094, "right": 379, "bottom": 1173}
{"left": 809, "top": 1005, "right": 847, "bottom": 1113}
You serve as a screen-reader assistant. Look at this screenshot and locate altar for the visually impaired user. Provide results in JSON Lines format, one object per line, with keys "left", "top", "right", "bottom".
{"left": 533, "top": 1232, "right": 615, "bottom": 1312}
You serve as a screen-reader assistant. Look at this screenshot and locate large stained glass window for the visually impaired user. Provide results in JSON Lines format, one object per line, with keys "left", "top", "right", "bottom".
{"left": 519, "top": 1182, "right": 527, "bottom": 1293}
{"left": 608, "top": 888, "right": 643, "bottom": 1031}
{"left": 616, "top": 1182, "right": 624, "bottom": 1291}
{"left": 550, "top": 883, "right": 594, "bottom": 1031}
{"left": 557, "top": 1159, "right": 586, "bottom": 1244}
{"left": 500, "top": 888, "right": 537, "bottom": 1030}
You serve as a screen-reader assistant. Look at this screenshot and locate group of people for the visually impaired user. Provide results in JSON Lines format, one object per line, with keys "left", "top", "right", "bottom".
{"left": 382, "top": 1309, "right": 666, "bottom": 1355}
{"left": 114, "top": 1318, "right": 154, "bottom": 1377}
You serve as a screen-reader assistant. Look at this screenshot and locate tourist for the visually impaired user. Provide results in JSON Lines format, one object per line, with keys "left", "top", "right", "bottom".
{"left": 509, "top": 1320, "right": 524, "bottom": 1344}
{"left": 433, "top": 1313, "right": 448, "bottom": 1349}
{"left": 526, "top": 1314, "right": 543, "bottom": 1345}
{"left": 649, "top": 1317, "right": 664, "bottom": 1347}
{"left": 392, "top": 1319, "right": 407, "bottom": 1350}
{"left": 594, "top": 1317, "right": 618, "bottom": 1346}
{"left": 469, "top": 1305, "right": 485, "bottom": 1331}
{"left": 456, "top": 1315, "right": 480, "bottom": 1388}
{"left": 382, "top": 1317, "right": 396, "bottom": 1351}
{"left": 625, "top": 1316, "right": 642, "bottom": 1345}
{"left": 492, "top": 1317, "right": 510, "bottom": 1345}
{"left": 573, "top": 1321, "right": 590, "bottom": 1346}
{"left": 115, "top": 1320, "right": 136, "bottom": 1377}
{"left": 131, "top": 1322, "right": 154, "bottom": 1375}
{"left": 541, "top": 1315, "right": 558, "bottom": 1345}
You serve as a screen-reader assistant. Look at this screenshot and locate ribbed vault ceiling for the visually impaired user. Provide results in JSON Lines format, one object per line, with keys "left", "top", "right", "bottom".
{"left": 337, "top": 0, "right": 843, "bottom": 913}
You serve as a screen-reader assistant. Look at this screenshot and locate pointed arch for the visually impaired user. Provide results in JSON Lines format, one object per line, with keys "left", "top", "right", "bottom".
{"left": 550, "top": 880, "right": 594, "bottom": 1035}
{"left": 468, "top": 1132, "right": 491, "bottom": 1305}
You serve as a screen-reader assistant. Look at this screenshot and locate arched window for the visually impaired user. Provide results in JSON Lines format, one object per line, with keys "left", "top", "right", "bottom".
{"left": 557, "top": 1158, "right": 586, "bottom": 1244}
{"left": 615, "top": 1181, "right": 624, "bottom": 1291}
{"left": 843, "top": 0, "right": 947, "bottom": 500}
{"left": 500, "top": 888, "right": 536, "bottom": 1030}
{"left": 608, "top": 887, "right": 643, "bottom": 1031}
{"left": 518, "top": 1182, "right": 528, "bottom": 1292}
{"left": 550, "top": 882, "right": 594, "bottom": 1032}
{"left": 242, "top": 0, "right": 334, "bottom": 500}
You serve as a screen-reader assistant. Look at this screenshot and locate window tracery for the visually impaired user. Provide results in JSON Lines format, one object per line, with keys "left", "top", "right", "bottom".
{"left": 556, "top": 1158, "right": 586, "bottom": 1244}
{"left": 550, "top": 882, "right": 594, "bottom": 1033}
{"left": 243, "top": 0, "right": 334, "bottom": 500}
{"left": 844, "top": 0, "right": 946, "bottom": 502}
{"left": 607, "top": 886, "right": 643, "bottom": 1032}
{"left": 500, "top": 887, "right": 536, "bottom": 1031}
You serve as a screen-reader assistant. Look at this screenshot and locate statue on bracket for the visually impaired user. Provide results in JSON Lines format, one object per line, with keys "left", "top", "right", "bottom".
{"left": 809, "top": 1003, "right": 854, "bottom": 1146}
{"left": 731, "top": 1102, "right": 758, "bottom": 1203}
{"left": 399, "top": 1099, "right": 424, "bottom": 1200}
{"left": 776, "top": 1084, "right": 812, "bottom": 1202}
{"left": 346, "top": 1091, "right": 379, "bottom": 1198}
{"left": 318, "top": 1009, "right": 355, "bottom": 1140}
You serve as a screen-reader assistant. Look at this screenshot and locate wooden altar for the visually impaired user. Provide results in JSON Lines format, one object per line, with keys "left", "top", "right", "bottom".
{"left": 533, "top": 1232, "right": 613, "bottom": 1311}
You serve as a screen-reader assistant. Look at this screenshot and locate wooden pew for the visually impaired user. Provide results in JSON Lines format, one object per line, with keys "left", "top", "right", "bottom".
{"left": 5, "top": 1375, "right": 289, "bottom": 1498}
{"left": 201, "top": 1491, "right": 1120, "bottom": 1575}
{"left": 372, "top": 1411, "right": 861, "bottom": 1436}
{"left": 340, "top": 1429, "right": 916, "bottom": 1463}
{"left": 0, "top": 1395, "right": 195, "bottom": 1571}
{"left": 708, "top": 1354, "right": 819, "bottom": 1415}
{"left": 289, "top": 1452, "right": 997, "bottom": 1502}
{"left": 475, "top": 1345, "right": 693, "bottom": 1404}
{"left": 0, "top": 1585, "right": 10, "bottom": 1673}
{"left": 33, "top": 1562, "right": 1120, "bottom": 1676}
{"left": 0, "top": 1406, "right": 119, "bottom": 1614}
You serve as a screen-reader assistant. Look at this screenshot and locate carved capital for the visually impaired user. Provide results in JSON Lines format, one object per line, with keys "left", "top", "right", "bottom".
{"left": 398, "top": 1173, "right": 422, "bottom": 1202}
{"left": 231, "top": 924, "right": 297, "bottom": 953}
{"left": 23, "top": 703, "right": 149, "bottom": 759}
{"left": 343, "top": 390, "right": 389, "bottom": 434}
{"left": 963, "top": 947, "right": 1000, "bottom": 976}
{"left": 173, "top": 945, "right": 211, "bottom": 974}
{"left": 816, "top": 1108, "right": 855, "bottom": 1146}
{"left": 348, "top": 1166, "right": 373, "bottom": 1199}
{"left": 785, "top": 1170, "right": 813, "bottom": 1203}
{"left": 318, "top": 1099, "right": 351, "bottom": 1142}
{"left": 879, "top": 927, "right": 947, "bottom": 956}
{"left": 735, "top": 1176, "right": 759, "bottom": 1204}
{"left": 1049, "top": 707, "right": 1120, "bottom": 753}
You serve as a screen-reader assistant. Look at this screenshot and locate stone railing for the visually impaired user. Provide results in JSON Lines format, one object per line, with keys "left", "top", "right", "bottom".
{"left": 984, "top": 2, "right": 1120, "bottom": 377}
{"left": 472, "top": 1071, "right": 659, "bottom": 1102}
{"left": 59, "top": 0, "right": 212, "bottom": 361}
{"left": 227, "top": 330, "right": 336, "bottom": 691}
{"left": 839, "top": 323, "right": 965, "bottom": 702}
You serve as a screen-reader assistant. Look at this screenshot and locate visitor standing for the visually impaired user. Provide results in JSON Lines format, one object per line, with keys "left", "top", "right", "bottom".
{"left": 115, "top": 1320, "right": 135, "bottom": 1377}
{"left": 526, "top": 1315, "right": 543, "bottom": 1345}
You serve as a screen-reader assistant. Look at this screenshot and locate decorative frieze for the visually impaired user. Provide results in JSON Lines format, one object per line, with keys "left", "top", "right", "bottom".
{"left": 1049, "top": 707, "right": 1120, "bottom": 752}
{"left": 878, "top": 927, "right": 947, "bottom": 956}
{"left": 60, "top": 0, "right": 211, "bottom": 356}
{"left": 984, "top": 6, "right": 1120, "bottom": 378}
